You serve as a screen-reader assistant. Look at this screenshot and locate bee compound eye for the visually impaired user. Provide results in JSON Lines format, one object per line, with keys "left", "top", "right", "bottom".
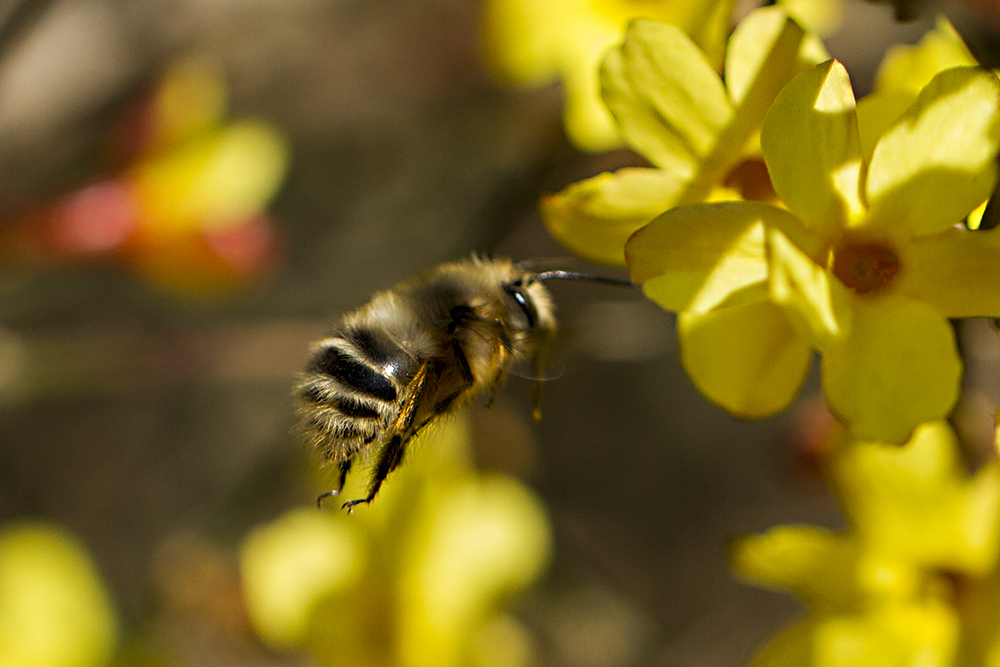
{"left": 503, "top": 283, "right": 537, "bottom": 328}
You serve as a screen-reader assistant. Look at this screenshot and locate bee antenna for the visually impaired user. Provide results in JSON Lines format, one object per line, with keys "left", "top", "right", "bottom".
{"left": 532, "top": 270, "right": 633, "bottom": 287}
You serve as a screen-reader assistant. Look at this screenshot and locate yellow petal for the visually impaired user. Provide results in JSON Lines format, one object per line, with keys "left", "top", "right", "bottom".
{"left": 240, "top": 509, "right": 364, "bottom": 648}
{"left": 541, "top": 168, "right": 686, "bottom": 266}
{"left": 0, "top": 522, "right": 118, "bottom": 667}
{"left": 479, "top": 0, "right": 565, "bottom": 85}
{"left": 767, "top": 227, "right": 852, "bottom": 346}
{"left": 821, "top": 295, "right": 961, "bottom": 444}
{"left": 678, "top": 295, "right": 812, "bottom": 418}
{"left": 725, "top": 7, "right": 828, "bottom": 109}
{"left": 855, "top": 90, "right": 917, "bottom": 164}
{"left": 729, "top": 525, "right": 866, "bottom": 608}
{"left": 745, "top": 618, "right": 816, "bottom": 667}
{"left": 561, "top": 51, "right": 624, "bottom": 152}
{"left": 398, "top": 476, "right": 551, "bottom": 667}
{"left": 866, "top": 67, "right": 1000, "bottom": 240}
{"left": 896, "top": 226, "right": 1000, "bottom": 317}
{"left": 627, "top": 201, "right": 804, "bottom": 313}
{"left": 875, "top": 16, "right": 978, "bottom": 96}
{"left": 601, "top": 19, "right": 732, "bottom": 177}
{"left": 762, "top": 60, "right": 865, "bottom": 236}
{"left": 747, "top": 605, "right": 959, "bottom": 667}
{"left": 149, "top": 56, "right": 228, "bottom": 151}
{"left": 132, "top": 120, "right": 290, "bottom": 232}
{"left": 814, "top": 603, "right": 959, "bottom": 667}
{"left": 777, "top": 0, "right": 843, "bottom": 35}
{"left": 698, "top": 7, "right": 827, "bottom": 187}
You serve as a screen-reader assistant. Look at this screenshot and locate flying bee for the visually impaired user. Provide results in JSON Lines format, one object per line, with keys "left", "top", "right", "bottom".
{"left": 296, "top": 255, "right": 630, "bottom": 512}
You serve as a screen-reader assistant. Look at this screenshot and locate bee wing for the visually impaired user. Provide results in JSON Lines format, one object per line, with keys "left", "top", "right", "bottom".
{"left": 504, "top": 329, "right": 565, "bottom": 382}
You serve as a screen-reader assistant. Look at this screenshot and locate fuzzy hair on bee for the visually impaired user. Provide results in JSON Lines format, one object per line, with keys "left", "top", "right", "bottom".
{"left": 296, "top": 255, "right": 561, "bottom": 512}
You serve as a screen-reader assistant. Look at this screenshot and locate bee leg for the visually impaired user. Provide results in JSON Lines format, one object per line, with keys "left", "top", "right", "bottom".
{"left": 453, "top": 337, "right": 475, "bottom": 383}
{"left": 342, "top": 363, "right": 429, "bottom": 513}
{"left": 316, "top": 458, "right": 354, "bottom": 508}
{"left": 530, "top": 379, "right": 543, "bottom": 421}
{"left": 530, "top": 335, "right": 553, "bottom": 421}
{"left": 342, "top": 432, "right": 408, "bottom": 513}
{"left": 484, "top": 369, "right": 508, "bottom": 409}
{"left": 483, "top": 317, "right": 512, "bottom": 410}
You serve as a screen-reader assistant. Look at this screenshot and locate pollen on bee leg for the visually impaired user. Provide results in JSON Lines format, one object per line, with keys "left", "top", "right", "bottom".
{"left": 531, "top": 380, "right": 543, "bottom": 421}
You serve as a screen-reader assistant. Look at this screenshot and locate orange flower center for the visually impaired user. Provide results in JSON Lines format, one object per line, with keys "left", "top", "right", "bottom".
{"left": 722, "top": 159, "right": 777, "bottom": 203}
{"left": 831, "top": 241, "right": 899, "bottom": 294}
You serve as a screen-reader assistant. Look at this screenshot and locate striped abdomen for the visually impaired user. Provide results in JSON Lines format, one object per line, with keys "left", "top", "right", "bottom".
{"left": 296, "top": 325, "right": 417, "bottom": 462}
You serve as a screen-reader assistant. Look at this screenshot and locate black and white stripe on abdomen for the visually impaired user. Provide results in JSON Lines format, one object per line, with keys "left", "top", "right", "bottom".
{"left": 308, "top": 339, "right": 399, "bottom": 403}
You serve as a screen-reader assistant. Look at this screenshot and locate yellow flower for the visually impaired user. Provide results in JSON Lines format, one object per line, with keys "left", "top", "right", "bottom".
{"left": 481, "top": 0, "right": 734, "bottom": 152}
{"left": 0, "top": 522, "right": 119, "bottom": 667}
{"left": 628, "top": 60, "right": 1000, "bottom": 442}
{"left": 240, "top": 417, "right": 552, "bottom": 667}
{"left": 541, "top": 7, "right": 828, "bottom": 265}
{"left": 731, "top": 422, "right": 1000, "bottom": 666}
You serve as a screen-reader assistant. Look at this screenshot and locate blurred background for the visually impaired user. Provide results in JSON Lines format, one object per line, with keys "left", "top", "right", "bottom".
{"left": 1, "top": 0, "right": 998, "bottom": 665}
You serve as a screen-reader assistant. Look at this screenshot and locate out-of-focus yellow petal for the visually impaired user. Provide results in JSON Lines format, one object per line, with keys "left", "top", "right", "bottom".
{"left": 601, "top": 19, "right": 732, "bottom": 177}
{"left": 746, "top": 618, "right": 816, "bottom": 667}
{"left": 627, "top": 201, "right": 805, "bottom": 313}
{"left": 541, "top": 168, "right": 686, "bottom": 266}
{"left": 0, "top": 522, "right": 118, "bottom": 667}
{"left": 833, "top": 422, "right": 1000, "bottom": 575}
{"left": 480, "top": 0, "right": 568, "bottom": 85}
{"left": 729, "top": 525, "right": 867, "bottom": 609}
{"left": 818, "top": 602, "right": 959, "bottom": 667}
{"left": 896, "top": 226, "right": 1000, "bottom": 317}
{"left": 767, "top": 227, "right": 852, "bottom": 346}
{"left": 777, "top": 0, "right": 843, "bottom": 36}
{"left": 762, "top": 60, "right": 865, "bottom": 236}
{"left": 481, "top": 0, "right": 736, "bottom": 152}
{"left": 398, "top": 476, "right": 551, "bottom": 667}
{"left": 132, "top": 120, "right": 290, "bottom": 233}
{"left": 678, "top": 295, "right": 812, "bottom": 418}
{"left": 149, "top": 56, "right": 228, "bottom": 151}
{"left": 865, "top": 67, "right": 1000, "bottom": 240}
{"left": 240, "top": 509, "right": 364, "bottom": 649}
{"left": 724, "top": 7, "right": 828, "bottom": 109}
{"left": 875, "top": 17, "right": 978, "bottom": 96}
{"left": 561, "top": 47, "right": 623, "bottom": 151}
{"left": 820, "top": 295, "right": 961, "bottom": 444}
{"left": 748, "top": 603, "right": 959, "bottom": 667}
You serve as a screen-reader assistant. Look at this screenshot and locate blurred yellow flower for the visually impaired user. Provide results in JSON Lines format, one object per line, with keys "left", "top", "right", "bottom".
{"left": 541, "top": 7, "right": 828, "bottom": 265}
{"left": 240, "top": 416, "right": 552, "bottom": 667}
{"left": 628, "top": 60, "right": 1000, "bottom": 442}
{"left": 731, "top": 421, "right": 1000, "bottom": 667}
{"left": 121, "top": 58, "right": 290, "bottom": 296}
{"left": 856, "top": 16, "right": 979, "bottom": 164}
{"left": 481, "top": 0, "right": 735, "bottom": 152}
{"left": 4, "top": 55, "right": 290, "bottom": 298}
{"left": 0, "top": 522, "right": 118, "bottom": 667}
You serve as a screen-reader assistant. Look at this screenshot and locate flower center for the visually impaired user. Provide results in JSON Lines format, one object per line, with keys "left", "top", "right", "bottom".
{"left": 831, "top": 241, "right": 899, "bottom": 294}
{"left": 722, "top": 159, "right": 777, "bottom": 203}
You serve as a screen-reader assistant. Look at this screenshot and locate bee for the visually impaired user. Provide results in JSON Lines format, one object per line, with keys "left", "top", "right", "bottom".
{"left": 296, "top": 255, "right": 629, "bottom": 511}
